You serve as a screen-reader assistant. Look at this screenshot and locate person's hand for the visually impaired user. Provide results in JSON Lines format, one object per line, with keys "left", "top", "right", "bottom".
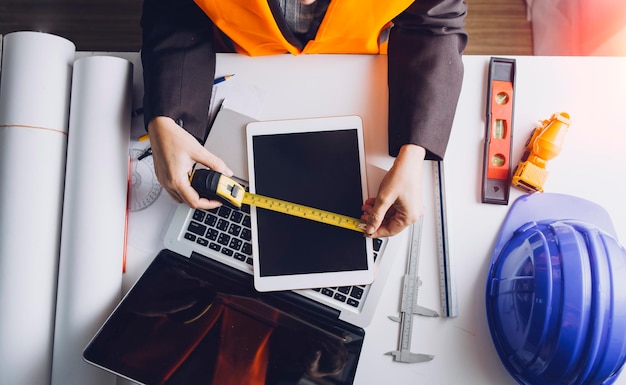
{"left": 361, "top": 144, "right": 426, "bottom": 238}
{"left": 147, "top": 116, "right": 233, "bottom": 209}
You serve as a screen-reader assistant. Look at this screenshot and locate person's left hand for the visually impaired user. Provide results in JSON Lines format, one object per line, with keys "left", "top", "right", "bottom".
{"left": 361, "top": 144, "right": 426, "bottom": 238}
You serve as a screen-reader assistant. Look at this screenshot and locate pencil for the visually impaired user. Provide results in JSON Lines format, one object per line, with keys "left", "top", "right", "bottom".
{"left": 213, "top": 74, "right": 234, "bottom": 85}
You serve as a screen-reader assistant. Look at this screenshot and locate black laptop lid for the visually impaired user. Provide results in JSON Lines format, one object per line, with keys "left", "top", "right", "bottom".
{"left": 83, "top": 249, "right": 365, "bottom": 385}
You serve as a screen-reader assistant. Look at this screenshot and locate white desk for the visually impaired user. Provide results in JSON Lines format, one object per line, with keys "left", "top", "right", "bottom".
{"left": 125, "top": 54, "right": 626, "bottom": 385}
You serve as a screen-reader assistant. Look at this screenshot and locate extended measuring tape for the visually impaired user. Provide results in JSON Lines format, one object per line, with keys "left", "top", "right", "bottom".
{"left": 482, "top": 57, "right": 516, "bottom": 205}
{"left": 190, "top": 169, "right": 366, "bottom": 232}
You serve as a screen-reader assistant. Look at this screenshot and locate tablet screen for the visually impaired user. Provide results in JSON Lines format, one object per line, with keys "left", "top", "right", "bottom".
{"left": 247, "top": 116, "right": 374, "bottom": 291}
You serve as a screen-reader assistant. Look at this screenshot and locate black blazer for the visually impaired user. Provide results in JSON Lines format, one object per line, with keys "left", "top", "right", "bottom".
{"left": 140, "top": 0, "right": 468, "bottom": 160}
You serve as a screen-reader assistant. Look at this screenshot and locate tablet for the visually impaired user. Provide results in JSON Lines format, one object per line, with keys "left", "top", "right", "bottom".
{"left": 246, "top": 116, "right": 374, "bottom": 292}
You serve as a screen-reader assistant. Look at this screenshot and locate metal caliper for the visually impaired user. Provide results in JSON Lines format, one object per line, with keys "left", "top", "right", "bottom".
{"left": 386, "top": 216, "right": 439, "bottom": 363}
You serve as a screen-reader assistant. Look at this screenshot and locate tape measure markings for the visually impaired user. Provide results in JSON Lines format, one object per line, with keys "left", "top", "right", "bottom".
{"left": 242, "top": 192, "right": 366, "bottom": 232}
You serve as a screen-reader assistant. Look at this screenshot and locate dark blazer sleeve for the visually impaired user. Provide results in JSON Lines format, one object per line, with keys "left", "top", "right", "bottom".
{"left": 388, "top": 0, "right": 468, "bottom": 160}
{"left": 140, "top": 0, "right": 216, "bottom": 142}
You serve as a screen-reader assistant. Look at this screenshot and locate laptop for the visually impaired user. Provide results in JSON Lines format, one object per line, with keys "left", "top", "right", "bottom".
{"left": 83, "top": 108, "right": 396, "bottom": 384}
{"left": 164, "top": 108, "right": 392, "bottom": 327}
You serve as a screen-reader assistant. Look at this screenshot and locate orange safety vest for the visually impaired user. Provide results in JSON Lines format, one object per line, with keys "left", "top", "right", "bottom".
{"left": 194, "top": 0, "right": 414, "bottom": 56}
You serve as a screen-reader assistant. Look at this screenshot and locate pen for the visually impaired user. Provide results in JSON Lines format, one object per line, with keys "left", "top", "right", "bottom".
{"left": 213, "top": 74, "right": 234, "bottom": 85}
{"left": 138, "top": 147, "right": 152, "bottom": 161}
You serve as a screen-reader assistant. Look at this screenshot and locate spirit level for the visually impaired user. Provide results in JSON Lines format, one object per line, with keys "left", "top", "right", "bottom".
{"left": 482, "top": 57, "right": 516, "bottom": 205}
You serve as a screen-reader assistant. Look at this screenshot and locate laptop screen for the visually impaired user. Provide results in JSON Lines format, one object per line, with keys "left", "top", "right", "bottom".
{"left": 83, "top": 250, "right": 364, "bottom": 385}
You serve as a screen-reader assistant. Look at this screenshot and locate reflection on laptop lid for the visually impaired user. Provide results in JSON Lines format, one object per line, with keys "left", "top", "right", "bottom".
{"left": 84, "top": 249, "right": 365, "bottom": 385}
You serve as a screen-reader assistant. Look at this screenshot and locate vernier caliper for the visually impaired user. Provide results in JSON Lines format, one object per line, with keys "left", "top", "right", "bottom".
{"left": 386, "top": 216, "right": 439, "bottom": 363}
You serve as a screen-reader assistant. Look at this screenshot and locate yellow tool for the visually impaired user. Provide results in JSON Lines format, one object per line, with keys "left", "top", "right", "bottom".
{"left": 511, "top": 112, "right": 571, "bottom": 193}
{"left": 190, "top": 169, "right": 367, "bottom": 232}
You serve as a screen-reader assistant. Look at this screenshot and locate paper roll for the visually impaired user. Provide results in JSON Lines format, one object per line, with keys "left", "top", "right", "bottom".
{"left": 0, "top": 31, "right": 75, "bottom": 385}
{"left": 51, "top": 56, "right": 132, "bottom": 385}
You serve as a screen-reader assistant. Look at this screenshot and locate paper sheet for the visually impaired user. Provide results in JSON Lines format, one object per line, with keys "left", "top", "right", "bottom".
{"left": 209, "top": 74, "right": 264, "bottom": 122}
{"left": 51, "top": 56, "right": 132, "bottom": 385}
{"left": 0, "top": 31, "right": 75, "bottom": 385}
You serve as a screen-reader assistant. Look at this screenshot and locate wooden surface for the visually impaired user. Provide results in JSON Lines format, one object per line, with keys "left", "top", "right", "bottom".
{"left": 0, "top": 0, "right": 532, "bottom": 55}
{"left": 0, "top": 0, "right": 143, "bottom": 52}
{"left": 465, "top": 0, "right": 533, "bottom": 55}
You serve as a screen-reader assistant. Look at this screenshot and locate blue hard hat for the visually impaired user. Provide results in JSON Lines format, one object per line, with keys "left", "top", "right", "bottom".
{"left": 486, "top": 193, "right": 626, "bottom": 385}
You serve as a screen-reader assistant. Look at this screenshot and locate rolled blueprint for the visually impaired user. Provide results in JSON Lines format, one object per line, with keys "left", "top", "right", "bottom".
{"left": 52, "top": 55, "right": 132, "bottom": 385}
{"left": 0, "top": 31, "right": 75, "bottom": 385}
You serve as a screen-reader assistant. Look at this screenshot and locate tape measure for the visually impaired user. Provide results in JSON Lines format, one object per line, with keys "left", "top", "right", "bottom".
{"left": 190, "top": 168, "right": 366, "bottom": 232}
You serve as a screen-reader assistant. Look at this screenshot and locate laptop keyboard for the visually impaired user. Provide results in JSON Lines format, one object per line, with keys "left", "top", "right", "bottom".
{"left": 184, "top": 205, "right": 254, "bottom": 266}
{"left": 183, "top": 205, "right": 384, "bottom": 309}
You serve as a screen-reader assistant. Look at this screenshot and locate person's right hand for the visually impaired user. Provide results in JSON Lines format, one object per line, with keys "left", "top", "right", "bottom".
{"left": 147, "top": 116, "right": 233, "bottom": 209}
